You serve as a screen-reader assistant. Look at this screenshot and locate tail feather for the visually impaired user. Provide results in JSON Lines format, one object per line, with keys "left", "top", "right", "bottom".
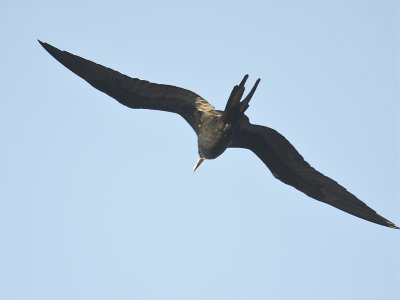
{"left": 224, "top": 74, "right": 248, "bottom": 112}
{"left": 224, "top": 75, "right": 260, "bottom": 121}
{"left": 239, "top": 78, "right": 261, "bottom": 113}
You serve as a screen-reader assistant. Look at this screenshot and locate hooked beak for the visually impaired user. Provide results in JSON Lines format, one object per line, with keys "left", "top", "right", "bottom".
{"left": 193, "top": 157, "right": 205, "bottom": 173}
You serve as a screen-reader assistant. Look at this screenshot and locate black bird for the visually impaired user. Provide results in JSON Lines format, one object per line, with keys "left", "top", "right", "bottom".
{"left": 39, "top": 41, "right": 398, "bottom": 229}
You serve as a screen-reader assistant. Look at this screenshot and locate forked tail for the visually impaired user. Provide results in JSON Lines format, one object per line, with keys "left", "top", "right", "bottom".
{"left": 223, "top": 75, "right": 260, "bottom": 122}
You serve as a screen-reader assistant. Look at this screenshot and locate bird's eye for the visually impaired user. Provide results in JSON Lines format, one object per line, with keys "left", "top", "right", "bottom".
{"left": 223, "top": 123, "right": 232, "bottom": 131}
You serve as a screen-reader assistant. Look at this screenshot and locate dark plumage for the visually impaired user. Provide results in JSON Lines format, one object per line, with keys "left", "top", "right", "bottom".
{"left": 39, "top": 40, "right": 398, "bottom": 229}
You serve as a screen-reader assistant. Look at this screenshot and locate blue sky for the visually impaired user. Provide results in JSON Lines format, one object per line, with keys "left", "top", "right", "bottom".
{"left": 1, "top": 1, "right": 399, "bottom": 299}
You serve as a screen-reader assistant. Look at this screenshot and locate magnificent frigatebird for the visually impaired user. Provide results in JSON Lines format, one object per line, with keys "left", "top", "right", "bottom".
{"left": 39, "top": 41, "right": 398, "bottom": 229}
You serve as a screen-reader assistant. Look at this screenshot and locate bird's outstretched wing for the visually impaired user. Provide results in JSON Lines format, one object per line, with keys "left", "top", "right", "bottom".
{"left": 230, "top": 123, "right": 398, "bottom": 229}
{"left": 39, "top": 41, "right": 215, "bottom": 132}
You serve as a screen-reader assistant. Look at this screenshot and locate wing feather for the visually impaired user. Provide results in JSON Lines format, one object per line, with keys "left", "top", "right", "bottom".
{"left": 39, "top": 41, "right": 214, "bottom": 132}
{"left": 231, "top": 123, "right": 398, "bottom": 229}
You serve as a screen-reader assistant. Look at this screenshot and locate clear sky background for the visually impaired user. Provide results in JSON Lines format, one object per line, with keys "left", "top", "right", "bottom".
{"left": 1, "top": 1, "right": 399, "bottom": 299}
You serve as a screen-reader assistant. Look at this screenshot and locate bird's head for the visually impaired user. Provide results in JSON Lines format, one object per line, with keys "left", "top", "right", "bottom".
{"left": 192, "top": 131, "right": 231, "bottom": 174}
{"left": 192, "top": 123, "right": 235, "bottom": 173}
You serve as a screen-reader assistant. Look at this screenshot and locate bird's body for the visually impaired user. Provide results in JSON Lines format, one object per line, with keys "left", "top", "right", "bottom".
{"left": 39, "top": 40, "right": 398, "bottom": 229}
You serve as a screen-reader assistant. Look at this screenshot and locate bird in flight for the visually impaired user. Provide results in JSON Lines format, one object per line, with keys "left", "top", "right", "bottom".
{"left": 39, "top": 41, "right": 398, "bottom": 229}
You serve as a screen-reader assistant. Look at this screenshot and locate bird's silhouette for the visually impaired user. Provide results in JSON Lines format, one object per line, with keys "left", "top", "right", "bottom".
{"left": 39, "top": 41, "right": 398, "bottom": 229}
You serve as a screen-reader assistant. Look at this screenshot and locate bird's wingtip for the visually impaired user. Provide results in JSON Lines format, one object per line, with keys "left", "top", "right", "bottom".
{"left": 385, "top": 220, "right": 399, "bottom": 229}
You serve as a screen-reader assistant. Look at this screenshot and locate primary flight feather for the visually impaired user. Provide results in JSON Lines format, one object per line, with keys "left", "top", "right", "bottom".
{"left": 39, "top": 40, "right": 398, "bottom": 229}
